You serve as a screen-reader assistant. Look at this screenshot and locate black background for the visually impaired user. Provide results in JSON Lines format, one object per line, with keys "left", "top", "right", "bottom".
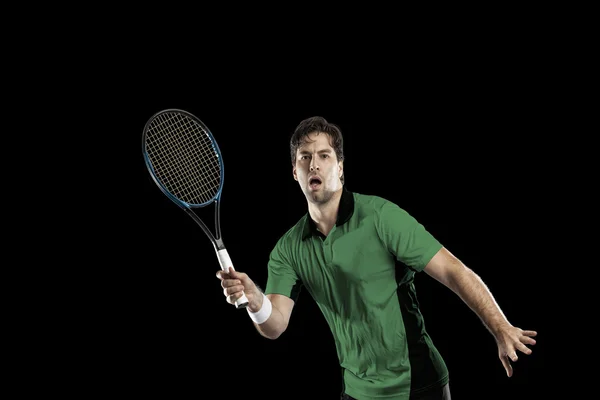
{"left": 114, "top": 73, "right": 550, "bottom": 400}
{"left": 72, "top": 29, "right": 560, "bottom": 397}
{"left": 16, "top": 8, "right": 579, "bottom": 398}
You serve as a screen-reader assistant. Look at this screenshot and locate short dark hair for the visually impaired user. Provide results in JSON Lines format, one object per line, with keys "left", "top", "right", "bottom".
{"left": 290, "top": 116, "right": 345, "bottom": 184}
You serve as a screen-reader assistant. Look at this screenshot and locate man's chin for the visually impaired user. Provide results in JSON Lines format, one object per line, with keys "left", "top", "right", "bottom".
{"left": 308, "top": 190, "right": 330, "bottom": 204}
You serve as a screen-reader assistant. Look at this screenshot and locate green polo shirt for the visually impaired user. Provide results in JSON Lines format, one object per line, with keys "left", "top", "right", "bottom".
{"left": 265, "top": 188, "right": 448, "bottom": 400}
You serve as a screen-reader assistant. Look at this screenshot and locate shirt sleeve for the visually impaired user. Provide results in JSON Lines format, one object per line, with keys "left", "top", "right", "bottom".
{"left": 376, "top": 201, "right": 443, "bottom": 272}
{"left": 265, "top": 237, "right": 303, "bottom": 301}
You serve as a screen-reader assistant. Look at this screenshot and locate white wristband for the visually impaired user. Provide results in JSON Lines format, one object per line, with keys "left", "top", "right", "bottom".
{"left": 247, "top": 293, "right": 272, "bottom": 324}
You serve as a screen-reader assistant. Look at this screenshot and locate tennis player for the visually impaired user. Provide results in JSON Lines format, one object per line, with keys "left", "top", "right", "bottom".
{"left": 217, "top": 116, "right": 537, "bottom": 400}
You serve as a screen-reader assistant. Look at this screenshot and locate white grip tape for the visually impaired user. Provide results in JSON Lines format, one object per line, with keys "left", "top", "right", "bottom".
{"left": 216, "top": 248, "right": 248, "bottom": 308}
{"left": 216, "top": 249, "right": 234, "bottom": 272}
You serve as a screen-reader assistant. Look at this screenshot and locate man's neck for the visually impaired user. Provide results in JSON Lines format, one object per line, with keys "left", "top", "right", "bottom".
{"left": 308, "top": 188, "right": 343, "bottom": 237}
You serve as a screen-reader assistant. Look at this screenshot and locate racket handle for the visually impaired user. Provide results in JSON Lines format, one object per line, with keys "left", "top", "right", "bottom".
{"left": 216, "top": 249, "right": 249, "bottom": 309}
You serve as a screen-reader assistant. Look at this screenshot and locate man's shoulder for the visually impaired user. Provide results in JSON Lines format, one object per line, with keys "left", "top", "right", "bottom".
{"left": 273, "top": 214, "right": 307, "bottom": 246}
{"left": 350, "top": 190, "right": 415, "bottom": 224}
{"left": 351, "top": 190, "right": 396, "bottom": 211}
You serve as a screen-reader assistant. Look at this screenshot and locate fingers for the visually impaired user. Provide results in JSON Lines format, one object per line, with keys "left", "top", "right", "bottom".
{"left": 216, "top": 270, "right": 230, "bottom": 280}
{"left": 226, "top": 291, "right": 246, "bottom": 305}
{"left": 220, "top": 277, "right": 245, "bottom": 303}
{"left": 216, "top": 268, "right": 252, "bottom": 306}
{"left": 216, "top": 268, "right": 248, "bottom": 280}
{"left": 516, "top": 334, "right": 536, "bottom": 355}
{"left": 516, "top": 342, "right": 533, "bottom": 355}
{"left": 521, "top": 335, "right": 536, "bottom": 346}
{"left": 501, "top": 354, "right": 513, "bottom": 377}
{"left": 509, "top": 351, "right": 518, "bottom": 362}
{"left": 221, "top": 277, "right": 242, "bottom": 289}
{"left": 223, "top": 282, "right": 245, "bottom": 297}
{"left": 497, "top": 327, "right": 537, "bottom": 378}
{"left": 216, "top": 270, "right": 244, "bottom": 303}
{"left": 517, "top": 329, "right": 536, "bottom": 354}
{"left": 216, "top": 267, "right": 236, "bottom": 280}
{"left": 228, "top": 268, "right": 246, "bottom": 280}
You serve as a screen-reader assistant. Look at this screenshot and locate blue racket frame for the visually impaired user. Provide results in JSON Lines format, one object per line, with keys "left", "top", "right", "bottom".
{"left": 142, "top": 108, "right": 227, "bottom": 251}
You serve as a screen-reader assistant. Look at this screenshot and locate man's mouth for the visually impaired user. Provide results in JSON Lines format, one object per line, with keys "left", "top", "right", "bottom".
{"left": 309, "top": 176, "right": 322, "bottom": 189}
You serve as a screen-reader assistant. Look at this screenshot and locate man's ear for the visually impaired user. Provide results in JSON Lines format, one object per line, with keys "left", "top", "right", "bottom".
{"left": 338, "top": 161, "right": 344, "bottom": 179}
{"left": 293, "top": 164, "right": 298, "bottom": 181}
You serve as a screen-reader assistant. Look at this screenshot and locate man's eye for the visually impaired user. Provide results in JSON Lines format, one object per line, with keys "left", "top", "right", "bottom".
{"left": 321, "top": 154, "right": 329, "bottom": 158}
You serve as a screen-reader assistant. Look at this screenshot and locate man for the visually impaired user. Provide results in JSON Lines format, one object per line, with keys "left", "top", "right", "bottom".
{"left": 216, "top": 116, "right": 537, "bottom": 400}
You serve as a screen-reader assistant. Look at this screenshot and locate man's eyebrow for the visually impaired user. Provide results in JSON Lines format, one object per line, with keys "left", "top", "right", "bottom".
{"left": 298, "top": 149, "right": 332, "bottom": 154}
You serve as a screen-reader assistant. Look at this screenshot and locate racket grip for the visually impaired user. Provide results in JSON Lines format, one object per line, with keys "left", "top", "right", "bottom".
{"left": 216, "top": 249, "right": 249, "bottom": 309}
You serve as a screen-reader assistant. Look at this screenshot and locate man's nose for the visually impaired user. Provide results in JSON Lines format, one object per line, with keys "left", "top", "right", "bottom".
{"left": 310, "top": 157, "right": 319, "bottom": 171}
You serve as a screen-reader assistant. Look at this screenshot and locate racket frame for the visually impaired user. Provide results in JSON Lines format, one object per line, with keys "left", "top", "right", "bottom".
{"left": 142, "top": 109, "right": 249, "bottom": 308}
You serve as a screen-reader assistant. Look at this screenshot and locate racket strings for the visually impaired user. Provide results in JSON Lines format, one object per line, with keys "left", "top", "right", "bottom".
{"left": 145, "top": 113, "right": 222, "bottom": 205}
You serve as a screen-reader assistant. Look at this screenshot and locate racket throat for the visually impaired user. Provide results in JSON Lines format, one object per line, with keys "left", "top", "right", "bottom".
{"left": 183, "top": 208, "right": 225, "bottom": 250}
{"left": 213, "top": 238, "right": 226, "bottom": 251}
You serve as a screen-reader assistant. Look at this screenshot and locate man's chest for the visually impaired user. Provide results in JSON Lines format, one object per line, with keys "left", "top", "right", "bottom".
{"left": 293, "top": 230, "right": 396, "bottom": 291}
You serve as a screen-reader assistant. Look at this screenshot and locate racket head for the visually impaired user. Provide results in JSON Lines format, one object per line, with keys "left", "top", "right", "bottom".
{"left": 142, "top": 109, "right": 225, "bottom": 208}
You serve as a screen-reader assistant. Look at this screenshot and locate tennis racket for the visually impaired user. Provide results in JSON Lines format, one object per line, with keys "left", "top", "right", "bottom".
{"left": 142, "top": 108, "right": 249, "bottom": 309}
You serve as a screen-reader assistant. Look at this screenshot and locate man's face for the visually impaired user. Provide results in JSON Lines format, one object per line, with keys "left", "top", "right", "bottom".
{"left": 293, "top": 132, "right": 343, "bottom": 204}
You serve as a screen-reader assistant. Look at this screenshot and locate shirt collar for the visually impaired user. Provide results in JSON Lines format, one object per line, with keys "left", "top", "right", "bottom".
{"left": 302, "top": 186, "right": 354, "bottom": 240}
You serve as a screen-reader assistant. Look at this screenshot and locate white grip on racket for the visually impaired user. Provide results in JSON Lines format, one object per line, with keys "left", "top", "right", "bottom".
{"left": 216, "top": 249, "right": 249, "bottom": 309}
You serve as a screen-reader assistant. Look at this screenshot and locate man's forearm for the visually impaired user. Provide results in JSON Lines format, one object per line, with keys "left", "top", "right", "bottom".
{"left": 448, "top": 264, "right": 510, "bottom": 336}
{"left": 248, "top": 294, "right": 288, "bottom": 340}
{"left": 253, "top": 305, "right": 288, "bottom": 339}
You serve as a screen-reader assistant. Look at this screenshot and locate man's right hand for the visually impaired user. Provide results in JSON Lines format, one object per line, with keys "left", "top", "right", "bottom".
{"left": 216, "top": 268, "right": 263, "bottom": 311}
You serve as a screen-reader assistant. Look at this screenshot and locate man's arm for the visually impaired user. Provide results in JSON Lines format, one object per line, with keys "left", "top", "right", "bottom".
{"left": 423, "top": 247, "right": 537, "bottom": 377}
{"left": 217, "top": 268, "right": 295, "bottom": 340}
{"left": 423, "top": 247, "right": 510, "bottom": 334}
{"left": 249, "top": 293, "right": 295, "bottom": 340}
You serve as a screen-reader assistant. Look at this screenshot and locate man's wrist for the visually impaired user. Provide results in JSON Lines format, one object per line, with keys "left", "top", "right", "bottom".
{"left": 248, "top": 290, "right": 263, "bottom": 312}
{"left": 247, "top": 292, "right": 272, "bottom": 324}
